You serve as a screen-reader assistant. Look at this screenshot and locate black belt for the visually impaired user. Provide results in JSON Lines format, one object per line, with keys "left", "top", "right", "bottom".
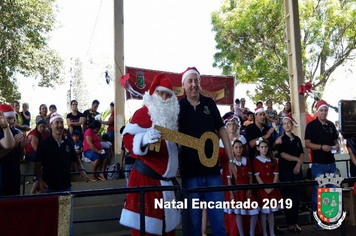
{"left": 134, "top": 159, "right": 181, "bottom": 201}
{"left": 134, "top": 159, "right": 177, "bottom": 183}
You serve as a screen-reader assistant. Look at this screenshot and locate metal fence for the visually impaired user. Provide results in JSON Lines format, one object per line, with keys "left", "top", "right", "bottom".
{"left": 2, "top": 159, "right": 356, "bottom": 236}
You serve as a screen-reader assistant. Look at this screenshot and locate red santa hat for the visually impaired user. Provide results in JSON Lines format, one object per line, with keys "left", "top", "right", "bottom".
{"left": 254, "top": 106, "right": 265, "bottom": 114}
{"left": 50, "top": 112, "right": 63, "bottom": 123}
{"left": 316, "top": 100, "right": 329, "bottom": 112}
{"left": 0, "top": 104, "right": 15, "bottom": 117}
{"left": 149, "top": 73, "right": 173, "bottom": 96}
{"left": 181, "top": 67, "right": 200, "bottom": 84}
{"left": 282, "top": 114, "right": 298, "bottom": 127}
{"left": 224, "top": 116, "right": 239, "bottom": 126}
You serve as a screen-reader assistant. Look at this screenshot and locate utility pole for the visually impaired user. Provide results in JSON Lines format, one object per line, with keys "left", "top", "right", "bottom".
{"left": 114, "top": 0, "right": 125, "bottom": 160}
{"left": 284, "top": 0, "right": 306, "bottom": 143}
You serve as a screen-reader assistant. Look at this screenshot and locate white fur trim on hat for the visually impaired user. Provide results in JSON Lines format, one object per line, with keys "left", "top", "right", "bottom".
{"left": 182, "top": 69, "right": 199, "bottom": 84}
{"left": 50, "top": 113, "right": 63, "bottom": 123}
{"left": 0, "top": 104, "right": 16, "bottom": 117}
{"left": 282, "top": 116, "right": 299, "bottom": 127}
{"left": 254, "top": 107, "right": 264, "bottom": 114}
{"left": 155, "top": 86, "right": 173, "bottom": 94}
{"left": 3, "top": 111, "right": 15, "bottom": 117}
{"left": 316, "top": 104, "right": 328, "bottom": 112}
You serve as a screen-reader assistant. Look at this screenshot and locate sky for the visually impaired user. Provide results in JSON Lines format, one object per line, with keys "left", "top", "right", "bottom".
{"left": 16, "top": 0, "right": 355, "bottom": 123}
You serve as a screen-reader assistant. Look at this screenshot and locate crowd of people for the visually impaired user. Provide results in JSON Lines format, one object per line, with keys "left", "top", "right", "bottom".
{"left": 0, "top": 99, "right": 116, "bottom": 197}
{"left": 118, "top": 66, "right": 349, "bottom": 236}
{"left": 0, "top": 65, "right": 351, "bottom": 236}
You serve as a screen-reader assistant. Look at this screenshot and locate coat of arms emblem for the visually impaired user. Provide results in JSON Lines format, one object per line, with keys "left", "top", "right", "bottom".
{"left": 313, "top": 173, "right": 346, "bottom": 230}
{"left": 135, "top": 71, "right": 146, "bottom": 89}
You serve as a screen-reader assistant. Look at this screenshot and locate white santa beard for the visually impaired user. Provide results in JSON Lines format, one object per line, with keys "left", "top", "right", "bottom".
{"left": 143, "top": 92, "right": 179, "bottom": 131}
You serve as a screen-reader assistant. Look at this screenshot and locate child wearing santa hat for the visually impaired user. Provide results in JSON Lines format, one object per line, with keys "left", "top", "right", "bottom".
{"left": 278, "top": 114, "right": 304, "bottom": 232}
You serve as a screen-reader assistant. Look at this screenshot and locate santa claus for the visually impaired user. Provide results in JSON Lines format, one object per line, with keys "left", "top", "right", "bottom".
{"left": 120, "top": 73, "right": 180, "bottom": 236}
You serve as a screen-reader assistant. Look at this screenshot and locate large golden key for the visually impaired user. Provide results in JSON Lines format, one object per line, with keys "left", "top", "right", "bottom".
{"left": 149, "top": 125, "right": 219, "bottom": 168}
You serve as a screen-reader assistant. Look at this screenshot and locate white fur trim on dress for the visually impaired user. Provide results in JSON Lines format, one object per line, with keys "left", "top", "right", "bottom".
{"left": 120, "top": 208, "right": 164, "bottom": 235}
{"left": 119, "top": 185, "right": 180, "bottom": 234}
{"left": 162, "top": 140, "right": 178, "bottom": 178}
{"left": 122, "top": 122, "right": 150, "bottom": 137}
{"left": 235, "top": 208, "right": 259, "bottom": 216}
{"left": 219, "top": 139, "right": 224, "bottom": 148}
{"left": 258, "top": 204, "right": 280, "bottom": 214}
{"left": 160, "top": 180, "right": 181, "bottom": 232}
{"left": 123, "top": 123, "right": 151, "bottom": 156}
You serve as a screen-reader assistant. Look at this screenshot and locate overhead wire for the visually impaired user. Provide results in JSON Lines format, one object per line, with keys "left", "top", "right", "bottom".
{"left": 85, "top": 0, "right": 103, "bottom": 60}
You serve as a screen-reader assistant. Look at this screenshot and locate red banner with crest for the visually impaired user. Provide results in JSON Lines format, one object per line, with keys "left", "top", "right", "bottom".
{"left": 120, "top": 66, "right": 235, "bottom": 105}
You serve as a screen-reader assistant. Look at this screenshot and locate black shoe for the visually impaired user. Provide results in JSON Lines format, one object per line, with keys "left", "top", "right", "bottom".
{"left": 295, "top": 225, "right": 302, "bottom": 233}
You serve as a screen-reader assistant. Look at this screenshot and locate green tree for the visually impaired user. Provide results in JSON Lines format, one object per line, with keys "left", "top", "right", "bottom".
{"left": 212, "top": 0, "right": 356, "bottom": 107}
{"left": 0, "top": 0, "right": 63, "bottom": 102}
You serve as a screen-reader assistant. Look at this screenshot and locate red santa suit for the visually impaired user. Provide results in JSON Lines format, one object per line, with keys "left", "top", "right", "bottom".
{"left": 119, "top": 105, "right": 180, "bottom": 235}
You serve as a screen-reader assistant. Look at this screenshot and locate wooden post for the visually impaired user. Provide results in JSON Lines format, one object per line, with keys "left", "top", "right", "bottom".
{"left": 114, "top": 0, "right": 125, "bottom": 161}
{"left": 284, "top": 0, "right": 306, "bottom": 144}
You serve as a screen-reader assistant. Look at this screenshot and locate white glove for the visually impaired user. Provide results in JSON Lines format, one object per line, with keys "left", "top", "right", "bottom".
{"left": 95, "top": 114, "right": 102, "bottom": 121}
{"left": 142, "top": 129, "right": 161, "bottom": 147}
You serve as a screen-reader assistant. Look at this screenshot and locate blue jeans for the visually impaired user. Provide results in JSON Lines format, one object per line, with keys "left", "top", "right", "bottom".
{"left": 182, "top": 175, "right": 226, "bottom": 236}
{"left": 45, "top": 187, "right": 73, "bottom": 236}
{"left": 84, "top": 150, "right": 109, "bottom": 162}
{"left": 311, "top": 163, "right": 337, "bottom": 212}
{"left": 108, "top": 130, "right": 114, "bottom": 142}
{"left": 124, "top": 163, "right": 134, "bottom": 188}
{"left": 25, "top": 151, "right": 36, "bottom": 162}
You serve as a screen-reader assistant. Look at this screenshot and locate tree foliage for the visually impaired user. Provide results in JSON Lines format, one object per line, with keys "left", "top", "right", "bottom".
{"left": 212, "top": 0, "right": 356, "bottom": 106}
{"left": 0, "top": 0, "right": 63, "bottom": 102}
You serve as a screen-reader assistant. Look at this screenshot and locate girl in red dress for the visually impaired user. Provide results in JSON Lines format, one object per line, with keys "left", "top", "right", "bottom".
{"left": 253, "top": 138, "right": 281, "bottom": 236}
{"left": 219, "top": 116, "right": 247, "bottom": 235}
{"left": 228, "top": 139, "right": 259, "bottom": 236}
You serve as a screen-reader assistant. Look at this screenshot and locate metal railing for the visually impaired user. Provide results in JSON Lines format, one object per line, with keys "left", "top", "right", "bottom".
{"left": 4, "top": 159, "right": 356, "bottom": 236}
{"left": 20, "top": 169, "right": 130, "bottom": 195}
